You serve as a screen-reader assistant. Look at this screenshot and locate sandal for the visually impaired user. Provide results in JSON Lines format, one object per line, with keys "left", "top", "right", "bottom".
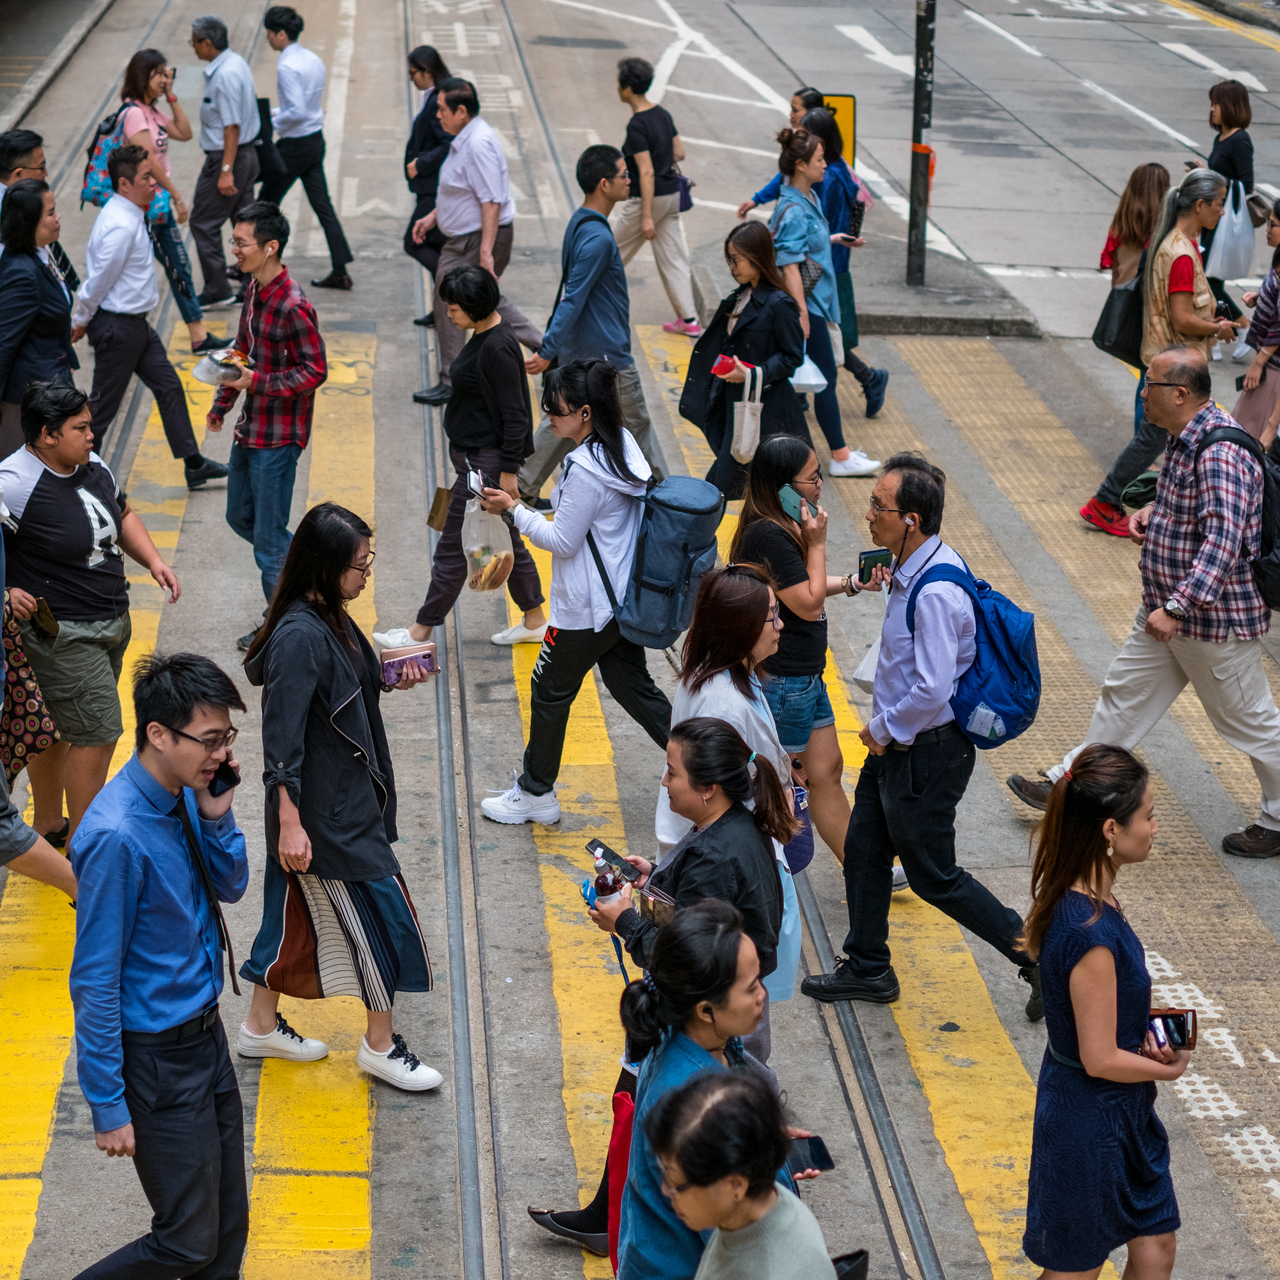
{"left": 41, "top": 818, "right": 70, "bottom": 849}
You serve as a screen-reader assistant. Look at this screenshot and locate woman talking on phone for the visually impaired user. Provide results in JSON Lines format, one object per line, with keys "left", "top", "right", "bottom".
{"left": 1021, "top": 744, "right": 1189, "bottom": 1280}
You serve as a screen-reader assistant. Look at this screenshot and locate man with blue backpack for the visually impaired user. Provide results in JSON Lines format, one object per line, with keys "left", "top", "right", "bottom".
{"left": 802, "top": 452, "right": 1045, "bottom": 1021}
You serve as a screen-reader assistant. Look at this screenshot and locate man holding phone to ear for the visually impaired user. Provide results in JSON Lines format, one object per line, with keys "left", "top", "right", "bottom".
{"left": 803, "top": 452, "right": 1044, "bottom": 1020}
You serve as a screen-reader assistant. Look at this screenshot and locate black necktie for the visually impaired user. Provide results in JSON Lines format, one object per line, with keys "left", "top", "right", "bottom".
{"left": 173, "top": 797, "right": 241, "bottom": 996}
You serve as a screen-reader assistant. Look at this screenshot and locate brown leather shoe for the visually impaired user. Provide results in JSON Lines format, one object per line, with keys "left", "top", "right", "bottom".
{"left": 1222, "top": 824, "right": 1280, "bottom": 858}
{"left": 1006, "top": 774, "right": 1052, "bottom": 811}
{"left": 311, "top": 271, "right": 353, "bottom": 290}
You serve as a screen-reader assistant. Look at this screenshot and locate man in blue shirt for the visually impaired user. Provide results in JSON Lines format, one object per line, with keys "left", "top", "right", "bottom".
{"left": 69, "top": 652, "right": 250, "bottom": 1279}
{"left": 517, "top": 145, "right": 668, "bottom": 513}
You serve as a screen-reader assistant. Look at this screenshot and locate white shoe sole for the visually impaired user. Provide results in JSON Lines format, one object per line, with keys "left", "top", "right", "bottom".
{"left": 479, "top": 800, "right": 562, "bottom": 824}
{"left": 236, "top": 1036, "right": 329, "bottom": 1062}
{"left": 491, "top": 627, "right": 548, "bottom": 646}
{"left": 356, "top": 1050, "right": 444, "bottom": 1091}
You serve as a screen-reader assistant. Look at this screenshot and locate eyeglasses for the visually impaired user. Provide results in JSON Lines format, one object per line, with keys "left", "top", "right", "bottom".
{"left": 868, "top": 498, "right": 904, "bottom": 516}
{"left": 229, "top": 237, "right": 258, "bottom": 250}
{"left": 1269, "top": 220, "right": 1280, "bottom": 230}
{"left": 168, "top": 725, "right": 239, "bottom": 752}
{"left": 1142, "top": 381, "right": 1188, "bottom": 391}
{"left": 768, "top": 604, "right": 782, "bottom": 626}
{"left": 794, "top": 468, "right": 823, "bottom": 489}
{"left": 348, "top": 551, "right": 376, "bottom": 575}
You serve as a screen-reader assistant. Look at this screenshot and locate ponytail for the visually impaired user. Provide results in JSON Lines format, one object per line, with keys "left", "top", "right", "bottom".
{"left": 541, "top": 358, "right": 644, "bottom": 486}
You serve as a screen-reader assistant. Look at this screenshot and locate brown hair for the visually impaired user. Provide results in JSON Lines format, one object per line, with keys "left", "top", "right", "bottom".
{"left": 1019, "top": 744, "right": 1150, "bottom": 959}
{"left": 1210, "top": 79, "right": 1252, "bottom": 131}
{"left": 121, "top": 49, "right": 167, "bottom": 105}
{"left": 776, "top": 127, "right": 821, "bottom": 178}
{"left": 681, "top": 564, "right": 779, "bottom": 699}
{"left": 723, "top": 221, "right": 787, "bottom": 294}
{"left": 727, "top": 434, "right": 815, "bottom": 563}
{"left": 1109, "top": 162, "right": 1170, "bottom": 250}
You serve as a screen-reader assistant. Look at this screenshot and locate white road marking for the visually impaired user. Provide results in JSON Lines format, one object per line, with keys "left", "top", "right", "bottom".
{"left": 691, "top": 198, "right": 745, "bottom": 211}
{"left": 836, "top": 26, "right": 916, "bottom": 76}
{"left": 341, "top": 176, "right": 400, "bottom": 216}
{"left": 964, "top": 10, "right": 1044, "bottom": 54}
{"left": 453, "top": 21, "right": 470, "bottom": 55}
{"left": 681, "top": 136, "right": 776, "bottom": 157}
{"left": 663, "top": 85, "right": 781, "bottom": 108}
{"left": 1159, "top": 42, "right": 1266, "bottom": 91}
{"left": 980, "top": 264, "right": 1106, "bottom": 278}
{"left": 323, "top": 0, "right": 356, "bottom": 191}
{"left": 541, "top": 0, "right": 677, "bottom": 30}
{"left": 854, "top": 159, "right": 966, "bottom": 258}
{"left": 1078, "top": 79, "right": 1199, "bottom": 147}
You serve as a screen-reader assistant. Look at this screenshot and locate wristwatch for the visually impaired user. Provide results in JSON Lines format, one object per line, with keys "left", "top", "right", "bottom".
{"left": 1163, "top": 599, "right": 1188, "bottom": 621}
{"left": 842, "top": 574, "right": 858, "bottom": 597}
{"left": 221, "top": 164, "right": 233, "bottom": 173}
{"left": 500, "top": 508, "right": 516, "bottom": 529}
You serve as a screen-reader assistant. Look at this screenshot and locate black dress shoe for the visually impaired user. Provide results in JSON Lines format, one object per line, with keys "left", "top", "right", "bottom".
{"left": 527, "top": 1207, "right": 608, "bottom": 1257}
{"left": 800, "top": 959, "right": 899, "bottom": 1005}
{"left": 413, "top": 383, "right": 452, "bottom": 406}
{"left": 191, "top": 334, "right": 235, "bottom": 354}
{"left": 413, "top": 313, "right": 436, "bottom": 327}
{"left": 311, "top": 271, "right": 354, "bottom": 290}
{"left": 185, "top": 458, "right": 230, "bottom": 489}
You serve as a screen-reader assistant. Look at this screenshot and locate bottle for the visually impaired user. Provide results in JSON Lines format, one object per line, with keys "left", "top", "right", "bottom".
{"left": 593, "top": 855, "right": 624, "bottom": 906}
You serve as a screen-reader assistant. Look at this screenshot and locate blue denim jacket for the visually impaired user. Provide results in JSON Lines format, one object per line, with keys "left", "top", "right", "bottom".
{"left": 770, "top": 186, "right": 839, "bottom": 324}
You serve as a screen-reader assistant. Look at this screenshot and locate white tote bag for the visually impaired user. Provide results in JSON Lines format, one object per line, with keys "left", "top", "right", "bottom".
{"left": 1205, "top": 181, "right": 1255, "bottom": 281}
{"left": 730, "top": 365, "right": 763, "bottom": 463}
{"left": 789, "top": 343, "right": 828, "bottom": 395}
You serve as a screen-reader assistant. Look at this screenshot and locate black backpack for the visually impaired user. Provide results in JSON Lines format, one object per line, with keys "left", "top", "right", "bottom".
{"left": 1192, "top": 425, "right": 1280, "bottom": 608}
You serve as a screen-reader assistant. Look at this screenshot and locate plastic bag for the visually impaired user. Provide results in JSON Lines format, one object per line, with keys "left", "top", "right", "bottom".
{"left": 790, "top": 345, "right": 828, "bottom": 395}
{"left": 461, "top": 498, "right": 515, "bottom": 592}
{"left": 1205, "top": 181, "right": 1255, "bottom": 281}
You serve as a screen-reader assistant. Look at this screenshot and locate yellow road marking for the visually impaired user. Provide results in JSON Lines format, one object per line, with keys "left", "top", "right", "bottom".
{"left": 1159, "top": 0, "right": 1280, "bottom": 53}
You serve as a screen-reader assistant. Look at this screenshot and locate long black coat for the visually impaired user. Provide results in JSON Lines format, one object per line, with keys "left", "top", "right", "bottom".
{"left": 0, "top": 250, "right": 78, "bottom": 404}
{"left": 405, "top": 88, "right": 452, "bottom": 196}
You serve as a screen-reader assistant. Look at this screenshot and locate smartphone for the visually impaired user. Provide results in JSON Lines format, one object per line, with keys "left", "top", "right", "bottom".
{"left": 1184, "top": 159, "right": 1198, "bottom": 172}
{"left": 586, "top": 838, "right": 642, "bottom": 883}
{"left": 1148, "top": 1017, "right": 1168, "bottom": 1049}
{"left": 778, "top": 484, "right": 818, "bottom": 524}
{"left": 858, "top": 548, "right": 893, "bottom": 583}
{"left": 209, "top": 760, "right": 240, "bottom": 797}
{"left": 1150, "top": 1008, "right": 1197, "bottom": 1049}
{"left": 784, "top": 1135, "right": 836, "bottom": 1181}
{"left": 712, "top": 353, "right": 745, "bottom": 377}
{"left": 466, "top": 468, "right": 498, "bottom": 498}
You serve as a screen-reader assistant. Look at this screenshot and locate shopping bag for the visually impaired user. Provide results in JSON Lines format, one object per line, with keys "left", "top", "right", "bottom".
{"left": 1248, "top": 191, "right": 1272, "bottom": 229}
{"left": 1205, "top": 181, "right": 1255, "bottom": 281}
{"left": 852, "top": 636, "right": 880, "bottom": 694}
{"left": 730, "top": 365, "right": 763, "bottom": 462}
{"left": 461, "top": 499, "right": 514, "bottom": 591}
{"left": 789, "top": 345, "right": 827, "bottom": 395}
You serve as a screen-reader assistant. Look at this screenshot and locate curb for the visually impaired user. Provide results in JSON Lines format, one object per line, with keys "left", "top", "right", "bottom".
{"left": 0, "top": 0, "right": 119, "bottom": 132}
{"left": 1187, "top": 0, "right": 1280, "bottom": 34}
{"left": 858, "top": 311, "right": 1042, "bottom": 338}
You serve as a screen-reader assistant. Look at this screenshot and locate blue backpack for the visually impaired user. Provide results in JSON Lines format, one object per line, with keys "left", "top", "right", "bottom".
{"left": 905, "top": 562, "right": 1041, "bottom": 749}
{"left": 81, "top": 106, "right": 130, "bottom": 209}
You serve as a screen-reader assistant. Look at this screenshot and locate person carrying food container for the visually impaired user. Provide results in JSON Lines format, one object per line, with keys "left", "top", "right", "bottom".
{"left": 206, "top": 200, "right": 326, "bottom": 651}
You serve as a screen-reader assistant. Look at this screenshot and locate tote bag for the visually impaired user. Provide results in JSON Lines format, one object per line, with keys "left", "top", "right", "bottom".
{"left": 730, "top": 365, "right": 763, "bottom": 462}
{"left": 1205, "top": 181, "right": 1255, "bottom": 281}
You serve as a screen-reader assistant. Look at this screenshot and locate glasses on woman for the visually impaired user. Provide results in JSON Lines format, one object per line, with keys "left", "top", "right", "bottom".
{"left": 169, "top": 725, "right": 239, "bottom": 752}
{"left": 348, "top": 551, "right": 376, "bottom": 576}
{"left": 769, "top": 604, "right": 782, "bottom": 627}
{"left": 794, "top": 467, "right": 823, "bottom": 490}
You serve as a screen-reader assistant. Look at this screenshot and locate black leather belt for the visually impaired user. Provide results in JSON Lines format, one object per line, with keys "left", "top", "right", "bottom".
{"left": 890, "top": 721, "right": 961, "bottom": 752}
{"left": 122, "top": 1005, "right": 219, "bottom": 1046}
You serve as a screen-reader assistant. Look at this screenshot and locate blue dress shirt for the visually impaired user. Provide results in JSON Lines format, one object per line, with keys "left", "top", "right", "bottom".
{"left": 69, "top": 755, "right": 249, "bottom": 1131}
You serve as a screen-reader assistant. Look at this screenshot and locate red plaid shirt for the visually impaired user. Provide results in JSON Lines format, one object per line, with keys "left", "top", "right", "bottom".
{"left": 1141, "top": 403, "right": 1268, "bottom": 641}
{"left": 212, "top": 267, "right": 326, "bottom": 448}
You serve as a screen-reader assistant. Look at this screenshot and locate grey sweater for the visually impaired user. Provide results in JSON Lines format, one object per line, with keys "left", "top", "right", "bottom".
{"left": 692, "top": 1188, "right": 835, "bottom": 1280}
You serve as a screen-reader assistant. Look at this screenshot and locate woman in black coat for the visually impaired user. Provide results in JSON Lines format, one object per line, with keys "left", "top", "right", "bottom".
{"left": 679, "top": 221, "right": 806, "bottom": 498}
{"left": 403, "top": 44, "right": 453, "bottom": 307}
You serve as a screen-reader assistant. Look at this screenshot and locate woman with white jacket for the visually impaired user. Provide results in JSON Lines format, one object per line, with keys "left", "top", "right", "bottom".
{"left": 479, "top": 359, "right": 672, "bottom": 824}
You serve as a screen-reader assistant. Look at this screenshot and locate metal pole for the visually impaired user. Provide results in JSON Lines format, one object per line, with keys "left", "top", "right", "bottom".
{"left": 906, "top": 0, "right": 936, "bottom": 287}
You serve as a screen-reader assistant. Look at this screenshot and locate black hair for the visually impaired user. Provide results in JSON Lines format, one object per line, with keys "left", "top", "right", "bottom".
{"left": 235, "top": 199, "right": 290, "bottom": 255}
{"left": 121, "top": 49, "right": 168, "bottom": 104}
{"left": 134, "top": 652, "right": 246, "bottom": 753}
{"left": 881, "top": 451, "right": 946, "bottom": 537}
{"left": 576, "top": 144, "right": 624, "bottom": 195}
{"left": 1157, "top": 344, "right": 1213, "bottom": 401}
{"left": 793, "top": 86, "right": 824, "bottom": 111}
{"left": 645, "top": 1071, "right": 789, "bottom": 1199}
{"left": 800, "top": 107, "right": 842, "bottom": 166}
{"left": 438, "top": 77, "right": 479, "bottom": 116}
{"left": 107, "top": 143, "right": 148, "bottom": 192}
{"left": 438, "top": 263, "right": 500, "bottom": 322}
{"left": 0, "top": 128, "right": 43, "bottom": 179}
{"left": 728, "top": 433, "right": 816, "bottom": 560}
{"left": 541, "top": 359, "right": 644, "bottom": 486}
{"left": 617, "top": 56, "right": 654, "bottom": 95}
{"left": 264, "top": 5, "right": 304, "bottom": 39}
{"left": 1272, "top": 197, "right": 1280, "bottom": 272}
{"left": 19, "top": 381, "right": 89, "bottom": 445}
{"left": 0, "top": 178, "right": 49, "bottom": 255}
{"left": 191, "top": 14, "right": 230, "bottom": 50}
{"left": 619, "top": 900, "right": 746, "bottom": 1062}
{"left": 408, "top": 45, "right": 451, "bottom": 81}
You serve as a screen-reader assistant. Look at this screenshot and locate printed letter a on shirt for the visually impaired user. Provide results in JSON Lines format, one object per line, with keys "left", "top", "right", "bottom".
{"left": 78, "top": 487, "right": 120, "bottom": 567}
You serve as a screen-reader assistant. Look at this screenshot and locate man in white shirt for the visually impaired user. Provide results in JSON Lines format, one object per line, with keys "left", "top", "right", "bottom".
{"left": 71, "top": 146, "right": 227, "bottom": 488}
{"left": 258, "top": 6, "right": 353, "bottom": 291}
{"left": 189, "top": 14, "right": 261, "bottom": 309}
{"left": 408, "top": 78, "right": 542, "bottom": 406}
{"left": 800, "top": 453, "right": 1042, "bottom": 1018}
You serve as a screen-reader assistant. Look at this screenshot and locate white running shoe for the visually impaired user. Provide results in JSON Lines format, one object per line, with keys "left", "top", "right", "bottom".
{"left": 892, "top": 864, "right": 910, "bottom": 893}
{"left": 491, "top": 622, "right": 549, "bottom": 646}
{"left": 372, "top": 627, "right": 416, "bottom": 648}
{"left": 1211, "top": 342, "right": 1223, "bottom": 362}
{"left": 237, "top": 1014, "right": 329, "bottom": 1061}
{"left": 357, "top": 1033, "right": 444, "bottom": 1091}
{"left": 480, "top": 771, "right": 562, "bottom": 824}
{"left": 1233, "top": 338, "right": 1253, "bottom": 363}
{"left": 828, "top": 450, "right": 881, "bottom": 478}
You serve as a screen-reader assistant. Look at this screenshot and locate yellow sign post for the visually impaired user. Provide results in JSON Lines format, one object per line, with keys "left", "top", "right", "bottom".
{"left": 822, "top": 94, "right": 856, "bottom": 166}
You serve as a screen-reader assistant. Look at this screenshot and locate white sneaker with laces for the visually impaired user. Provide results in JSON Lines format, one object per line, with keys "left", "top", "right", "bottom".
{"left": 372, "top": 627, "right": 416, "bottom": 648}
{"left": 237, "top": 1014, "right": 329, "bottom": 1061}
{"left": 1211, "top": 342, "right": 1223, "bottom": 362}
{"left": 892, "top": 864, "right": 909, "bottom": 893}
{"left": 491, "top": 622, "right": 549, "bottom": 646}
{"left": 1233, "top": 338, "right": 1253, "bottom": 363}
{"left": 480, "top": 771, "right": 562, "bottom": 824}
{"left": 829, "top": 449, "right": 881, "bottom": 478}
{"left": 357, "top": 1033, "right": 444, "bottom": 1091}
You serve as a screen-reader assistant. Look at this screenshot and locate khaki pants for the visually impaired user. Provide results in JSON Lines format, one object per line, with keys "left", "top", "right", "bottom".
{"left": 612, "top": 193, "right": 696, "bottom": 321}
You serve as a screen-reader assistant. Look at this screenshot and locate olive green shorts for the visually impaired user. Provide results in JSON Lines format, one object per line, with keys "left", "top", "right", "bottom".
{"left": 19, "top": 613, "right": 132, "bottom": 747}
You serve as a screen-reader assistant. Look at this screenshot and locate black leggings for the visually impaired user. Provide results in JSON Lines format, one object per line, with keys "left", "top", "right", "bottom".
{"left": 556, "top": 1067, "right": 637, "bottom": 1234}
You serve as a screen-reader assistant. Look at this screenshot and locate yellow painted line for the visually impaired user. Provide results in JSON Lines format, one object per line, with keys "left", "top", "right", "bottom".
{"left": 1160, "top": 0, "right": 1280, "bottom": 52}
{"left": 244, "top": 332, "right": 377, "bottom": 1280}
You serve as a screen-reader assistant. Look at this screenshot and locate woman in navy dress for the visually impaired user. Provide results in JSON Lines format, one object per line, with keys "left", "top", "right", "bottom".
{"left": 1021, "top": 744, "right": 1189, "bottom": 1279}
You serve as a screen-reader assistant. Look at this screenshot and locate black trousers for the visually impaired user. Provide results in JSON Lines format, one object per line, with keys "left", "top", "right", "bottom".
{"left": 75, "top": 1017, "right": 248, "bottom": 1279}
{"left": 86, "top": 311, "right": 198, "bottom": 459}
{"left": 519, "top": 618, "right": 671, "bottom": 795}
{"left": 841, "top": 724, "right": 1028, "bottom": 974}
{"left": 258, "top": 131, "right": 352, "bottom": 273}
{"left": 190, "top": 146, "right": 260, "bottom": 298}
{"left": 404, "top": 191, "right": 447, "bottom": 276}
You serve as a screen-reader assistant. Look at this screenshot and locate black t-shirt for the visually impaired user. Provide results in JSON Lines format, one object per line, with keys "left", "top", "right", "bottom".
{"left": 0, "top": 447, "right": 128, "bottom": 621}
{"left": 735, "top": 519, "right": 826, "bottom": 676}
{"left": 442, "top": 321, "right": 535, "bottom": 474}
{"left": 623, "top": 106, "right": 679, "bottom": 198}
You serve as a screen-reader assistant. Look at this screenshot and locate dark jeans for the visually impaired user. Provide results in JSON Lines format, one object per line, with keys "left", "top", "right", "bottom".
{"left": 259, "top": 132, "right": 352, "bottom": 273}
{"left": 417, "top": 444, "right": 544, "bottom": 628}
{"left": 1095, "top": 367, "right": 1164, "bottom": 510}
{"left": 805, "top": 317, "right": 846, "bottom": 452}
{"left": 86, "top": 311, "right": 198, "bottom": 459}
{"left": 841, "top": 724, "right": 1028, "bottom": 974}
{"left": 74, "top": 1017, "right": 248, "bottom": 1279}
{"left": 191, "top": 146, "right": 260, "bottom": 298}
{"left": 404, "top": 192, "right": 447, "bottom": 276}
{"left": 226, "top": 441, "right": 302, "bottom": 601}
{"left": 520, "top": 618, "right": 671, "bottom": 795}
{"left": 148, "top": 218, "right": 202, "bottom": 325}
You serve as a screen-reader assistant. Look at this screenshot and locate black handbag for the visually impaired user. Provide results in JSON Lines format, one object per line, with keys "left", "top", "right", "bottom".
{"left": 1091, "top": 252, "right": 1145, "bottom": 368}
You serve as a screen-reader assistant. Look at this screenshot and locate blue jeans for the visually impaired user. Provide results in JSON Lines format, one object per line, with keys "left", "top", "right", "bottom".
{"left": 761, "top": 672, "right": 834, "bottom": 754}
{"left": 804, "top": 318, "right": 845, "bottom": 452}
{"left": 148, "top": 217, "right": 203, "bottom": 325}
{"left": 226, "top": 442, "right": 301, "bottom": 601}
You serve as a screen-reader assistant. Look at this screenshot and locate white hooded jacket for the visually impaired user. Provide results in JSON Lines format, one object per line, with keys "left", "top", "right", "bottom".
{"left": 511, "top": 429, "right": 651, "bottom": 632}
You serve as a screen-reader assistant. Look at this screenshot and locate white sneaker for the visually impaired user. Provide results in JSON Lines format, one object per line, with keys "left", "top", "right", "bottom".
{"left": 491, "top": 622, "right": 549, "bottom": 646}
{"left": 237, "top": 1014, "right": 329, "bottom": 1061}
{"left": 1211, "top": 342, "right": 1223, "bottom": 362}
{"left": 892, "top": 864, "right": 909, "bottom": 893}
{"left": 372, "top": 627, "right": 416, "bottom": 648}
{"left": 1233, "top": 339, "right": 1253, "bottom": 363}
{"left": 357, "top": 1033, "right": 443, "bottom": 1091}
{"left": 480, "top": 770, "right": 562, "bottom": 824}
{"left": 828, "top": 450, "right": 881, "bottom": 478}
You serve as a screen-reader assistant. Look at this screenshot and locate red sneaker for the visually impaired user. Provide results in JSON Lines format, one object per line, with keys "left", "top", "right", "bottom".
{"left": 1079, "top": 497, "right": 1130, "bottom": 538}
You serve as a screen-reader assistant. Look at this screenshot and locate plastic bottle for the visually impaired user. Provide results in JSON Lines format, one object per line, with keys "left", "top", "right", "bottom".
{"left": 593, "top": 855, "right": 624, "bottom": 906}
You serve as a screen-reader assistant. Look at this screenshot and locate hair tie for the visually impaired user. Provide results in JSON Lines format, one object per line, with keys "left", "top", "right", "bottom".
{"left": 748, "top": 752, "right": 757, "bottom": 764}
{"left": 1063, "top": 769, "right": 1072, "bottom": 782}
{"left": 643, "top": 972, "right": 658, "bottom": 995}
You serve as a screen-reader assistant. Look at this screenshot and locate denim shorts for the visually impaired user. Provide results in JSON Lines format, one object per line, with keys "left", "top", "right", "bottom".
{"left": 761, "top": 672, "right": 834, "bottom": 754}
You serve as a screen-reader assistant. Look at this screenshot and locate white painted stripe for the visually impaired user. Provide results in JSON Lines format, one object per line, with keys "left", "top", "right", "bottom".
{"left": 322, "top": 0, "right": 356, "bottom": 191}
{"left": 540, "top": 0, "right": 677, "bottom": 30}
{"left": 690, "top": 198, "right": 746, "bottom": 211}
{"left": 1159, "top": 42, "right": 1266, "bottom": 91}
{"left": 649, "top": 33, "right": 695, "bottom": 102}
{"left": 682, "top": 136, "right": 776, "bottom": 157}
{"left": 979, "top": 264, "right": 1108, "bottom": 278}
{"left": 836, "top": 26, "right": 915, "bottom": 76}
{"left": 1078, "top": 79, "right": 1199, "bottom": 148}
{"left": 662, "top": 84, "right": 780, "bottom": 108}
{"left": 453, "top": 21, "right": 470, "bottom": 56}
{"left": 965, "top": 10, "right": 1043, "bottom": 55}
{"left": 853, "top": 159, "right": 966, "bottom": 259}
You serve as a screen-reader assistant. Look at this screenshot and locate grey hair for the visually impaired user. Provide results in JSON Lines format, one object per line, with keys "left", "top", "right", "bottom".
{"left": 191, "top": 14, "right": 229, "bottom": 49}
{"left": 1143, "top": 167, "right": 1226, "bottom": 300}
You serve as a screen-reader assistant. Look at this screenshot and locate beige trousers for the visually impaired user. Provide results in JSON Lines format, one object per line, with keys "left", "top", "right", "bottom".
{"left": 612, "top": 193, "right": 696, "bottom": 321}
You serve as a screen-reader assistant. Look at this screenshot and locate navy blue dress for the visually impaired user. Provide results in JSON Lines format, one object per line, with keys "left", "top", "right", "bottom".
{"left": 1023, "top": 891, "right": 1179, "bottom": 1271}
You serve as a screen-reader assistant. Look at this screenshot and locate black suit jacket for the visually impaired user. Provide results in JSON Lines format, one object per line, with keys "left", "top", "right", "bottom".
{"left": 405, "top": 89, "right": 452, "bottom": 196}
{"left": 0, "top": 250, "right": 78, "bottom": 405}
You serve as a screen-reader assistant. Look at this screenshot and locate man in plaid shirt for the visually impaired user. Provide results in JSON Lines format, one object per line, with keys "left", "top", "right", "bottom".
{"left": 207, "top": 201, "right": 326, "bottom": 649}
{"left": 1008, "top": 345, "right": 1280, "bottom": 858}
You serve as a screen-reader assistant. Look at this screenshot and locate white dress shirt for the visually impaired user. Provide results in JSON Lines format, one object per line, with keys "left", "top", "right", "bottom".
{"left": 869, "top": 535, "right": 976, "bottom": 747}
{"left": 199, "top": 48, "right": 260, "bottom": 152}
{"left": 435, "top": 115, "right": 515, "bottom": 237}
{"left": 72, "top": 194, "right": 158, "bottom": 326}
{"left": 271, "top": 41, "right": 325, "bottom": 138}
